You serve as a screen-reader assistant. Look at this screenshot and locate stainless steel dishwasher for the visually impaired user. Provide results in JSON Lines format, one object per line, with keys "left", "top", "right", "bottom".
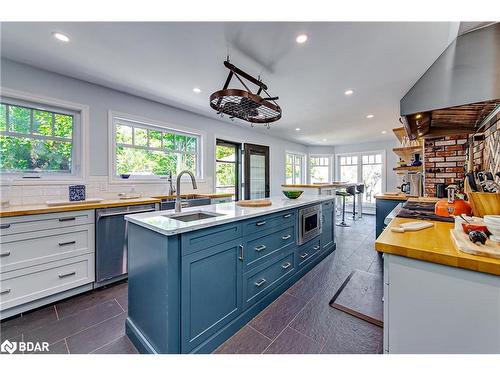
{"left": 95, "top": 203, "right": 158, "bottom": 287}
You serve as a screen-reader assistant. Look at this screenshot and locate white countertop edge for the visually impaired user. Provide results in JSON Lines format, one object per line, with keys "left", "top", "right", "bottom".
{"left": 125, "top": 196, "right": 334, "bottom": 236}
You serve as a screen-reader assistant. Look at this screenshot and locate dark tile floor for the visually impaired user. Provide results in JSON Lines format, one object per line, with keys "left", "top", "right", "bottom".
{"left": 0, "top": 214, "right": 382, "bottom": 354}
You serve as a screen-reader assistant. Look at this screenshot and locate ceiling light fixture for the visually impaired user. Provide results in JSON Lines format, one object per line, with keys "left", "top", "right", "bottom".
{"left": 192, "top": 87, "right": 202, "bottom": 94}
{"left": 295, "top": 128, "right": 301, "bottom": 131}
{"left": 296, "top": 34, "right": 308, "bottom": 44}
{"left": 344, "top": 89, "right": 354, "bottom": 96}
{"left": 52, "top": 32, "right": 70, "bottom": 42}
{"left": 366, "top": 114, "right": 374, "bottom": 119}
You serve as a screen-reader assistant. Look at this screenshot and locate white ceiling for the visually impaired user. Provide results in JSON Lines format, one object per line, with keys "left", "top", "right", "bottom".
{"left": 0, "top": 22, "right": 459, "bottom": 145}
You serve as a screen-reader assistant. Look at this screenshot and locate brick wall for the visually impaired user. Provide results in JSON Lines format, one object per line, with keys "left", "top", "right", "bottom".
{"left": 469, "top": 111, "right": 499, "bottom": 175}
{"left": 423, "top": 135, "right": 468, "bottom": 197}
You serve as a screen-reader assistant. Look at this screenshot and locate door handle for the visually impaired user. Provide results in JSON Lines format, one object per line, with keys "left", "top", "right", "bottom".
{"left": 283, "top": 213, "right": 292, "bottom": 218}
{"left": 59, "top": 217, "right": 76, "bottom": 222}
{"left": 238, "top": 245, "right": 244, "bottom": 261}
{"left": 281, "top": 262, "right": 292, "bottom": 270}
{"left": 58, "top": 241, "right": 76, "bottom": 247}
{"left": 59, "top": 271, "right": 76, "bottom": 279}
{"left": 254, "top": 278, "right": 267, "bottom": 287}
{"left": 313, "top": 245, "right": 320, "bottom": 250}
{"left": 300, "top": 253, "right": 309, "bottom": 259}
{"left": 254, "top": 245, "right": 266, "bottom": 252}
{"left": 0, "top": 289, "right": 11, "bottom": 295}
{"left": 0, "top": 224, "right": 11, "bottom": 229}
{"left": 0, "top": 251, "right": 11, "bottom": 257}
{"left": 281, "top": 234, "right": 292, "bottom": 240}
{"left": 256, "top": 221, "right": 266, "bottom": 226}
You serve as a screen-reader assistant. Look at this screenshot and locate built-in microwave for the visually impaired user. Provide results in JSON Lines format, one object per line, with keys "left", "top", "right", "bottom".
{"left": 298, "top": 204, "right": 322, "bottom": 245}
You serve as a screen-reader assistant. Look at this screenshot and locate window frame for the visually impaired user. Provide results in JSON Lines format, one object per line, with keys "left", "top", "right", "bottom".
{"left": 285, "top": 151, "right": 306, "bottom": 185}
{"left": 0, "top": 87, "right": 88, "bottom": 185}
{"left": 108, "top": 110, "right": 204, "bottom": 184}
{"left": 308, "top": 154, "right": 333, "bottom": 184}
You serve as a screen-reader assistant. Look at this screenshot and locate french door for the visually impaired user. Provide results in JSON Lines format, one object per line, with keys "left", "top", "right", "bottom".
{"left": 336, "top": 151, "right": 385, "bottom": 211}
{"left": 244, "top": 143, "right": 270, "bottom": 200}
{"left": 215, "top": 139, "right": 241, "bottom": 201}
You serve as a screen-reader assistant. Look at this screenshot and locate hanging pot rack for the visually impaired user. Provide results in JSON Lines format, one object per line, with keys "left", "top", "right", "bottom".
{"left": 209, "top": 60, "right": 282, "bottom": 127}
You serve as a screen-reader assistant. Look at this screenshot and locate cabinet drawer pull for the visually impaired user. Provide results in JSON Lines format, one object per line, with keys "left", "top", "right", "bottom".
{"left": 0, "top": 289, "right": 11, "bottom": 295}
{"left": 283, "top": 213, "right": 292, "bottom": 218}
{"left": 281, "top": 234, "right": 292, "bottom": 240}
{"left": 254, "top": 245, "right": 267, "bottom": 252}
{"left": 58, "top": 240, "right": 76, "bottom": 247}
{"left": 254, "top": 278, "right": 267, "bottom": 287}
{"left": 256, "top": 221, "right": 266, "bottom": 226}
{"left": 58, "top": 271, "right": 76, "bottom": 279}
{"left": 281, "top": 262, "right": 292, "bottom": 270}
{"left": 300, "top": 252, "right": 309, "bottom": 259}
{"left": 313, "top": 245, "right": 320, "bottom": 250}
{"left": 59, "top": 217, "right": 76, "bottom": 222}
{"left": 0, "top": 251, "right": 11, "bottom": 257}
{"left": 238, "top": 245, "right": 244, "bottom": 261}
{"left": 0, "top": 224, "right": 11, "bottom": 229}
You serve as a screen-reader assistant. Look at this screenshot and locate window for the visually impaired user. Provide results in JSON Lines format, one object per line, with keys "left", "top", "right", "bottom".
{"left": 309, "top": 156, "right": 331, "bottom": 183}
{"left": 215, "top": 139, "right": 240, "bottom": 200}
{"left": 339, "top": 155, "right": 358, "bottom": 183}
{"left": 111, "top": 115, "right": 201, "bottom": 179}
{"left": 285, "top": 152, "right": 304, "bottom": 184}
{"left": 361, "top": 153, "right": 383, "bottom": 204}
{"left": 0, "top": 98, "right": 81, "bottom": 178}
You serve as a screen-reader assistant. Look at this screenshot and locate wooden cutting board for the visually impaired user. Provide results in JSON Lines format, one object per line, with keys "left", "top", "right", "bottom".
{"left": 450, "top": 229, "right": 500, "bottom": 259}
{"left": 236, "top": 200, "right": 272, "bottom": 207}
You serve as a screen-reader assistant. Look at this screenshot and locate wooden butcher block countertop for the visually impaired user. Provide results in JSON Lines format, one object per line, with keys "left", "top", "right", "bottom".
{"left": 375, "top": 217, "right": 500, "bottom": 276}
{"left": 281, "top": 182, "right": 356, "bottom": 189}
{"left": 0, "top": 197, "right": 161, "bottom": 218}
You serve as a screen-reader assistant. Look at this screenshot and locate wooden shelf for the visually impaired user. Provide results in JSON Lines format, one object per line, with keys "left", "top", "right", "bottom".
{"left": 392, "top": 145, "right": 423, "bottom": 161}
{"left": 393, "top": 165, "right": 423, "bottom": 173}
{"left": 392, "top": 127, "right": 408, "bottom": 143}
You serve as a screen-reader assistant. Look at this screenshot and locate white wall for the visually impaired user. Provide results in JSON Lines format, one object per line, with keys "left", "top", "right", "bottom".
{"left": 1, "top": 58, "right": 307, "bottom": 202}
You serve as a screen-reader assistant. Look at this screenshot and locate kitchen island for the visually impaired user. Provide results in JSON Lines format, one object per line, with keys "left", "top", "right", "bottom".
{"left": 124, "top": 196, "right": 336, "bottom": 354}
{"left": 376, "top": 217, "right": 500, "bottom": 354}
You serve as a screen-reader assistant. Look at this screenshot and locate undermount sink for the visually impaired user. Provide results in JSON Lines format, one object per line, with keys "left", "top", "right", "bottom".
{"left": 163, "top": 210, "right": 225, "bottom": 222}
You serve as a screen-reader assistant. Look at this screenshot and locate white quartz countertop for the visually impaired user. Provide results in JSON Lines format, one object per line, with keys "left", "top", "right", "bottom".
{"left": 125, "top": 196, "right": 333, "bottom": 236}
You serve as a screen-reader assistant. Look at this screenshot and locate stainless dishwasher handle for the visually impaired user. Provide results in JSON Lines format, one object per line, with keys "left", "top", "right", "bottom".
{"left": 254, "top": 278, "right": 266, "bottom": 287}
{"left": 300, "top": 253, "right": 309, "bottom": 259}
{"left": 0, "top": 289, "right": 11, "bottom": 295}
{"left": 281, "top": 262, "right": 292, "bottom": 270}
{"left": 96, "top": 209, "right": 155, "bottom": 219}
{"left": 281, "top": 234, "right": 292, "bottom": 240}
{"left": 0, "top": 251, "right": 11, "bottom": 257}
{"left": 58, "top": 241, "right": 76, "bottom": 247}
{"left": 254, "top": 245, "right": 266, "bottom": 252}
{"left": 59, "top": 271, "right": 76, "bottom": 279}
{"left": 256, "top": 221, "right": 266, "bottom": 226}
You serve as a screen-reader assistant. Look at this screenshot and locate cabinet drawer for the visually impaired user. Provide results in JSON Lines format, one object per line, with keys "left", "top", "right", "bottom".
{"left": 0, "top": 225, "right": 94, "bottom": 274}
{"left": 243, "top": 210, "right": 295, "bottom": 238}
{"left": 0, "top": 210, "right": 95, "bottom": 236}
{"left": 181, "top": 222, "right": 242, "bottom": 255}
{"left": 245, "top": 225, "right": 295, "bottom": 270}
{"left": 243, "top": 252, "right": 295, "bottom": 309}
{"left": 297, "top": 238, "right": 321, "bottom": 267}
{"left": 0, "top": 254, "right": 94, "bottom": 311}
{"left": 322, "top": 200, "right": 335, "bottom": 209}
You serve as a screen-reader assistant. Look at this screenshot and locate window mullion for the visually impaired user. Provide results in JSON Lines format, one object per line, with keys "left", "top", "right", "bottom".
{"left": 5, "top": 104, "right": 9, "bottom": 132}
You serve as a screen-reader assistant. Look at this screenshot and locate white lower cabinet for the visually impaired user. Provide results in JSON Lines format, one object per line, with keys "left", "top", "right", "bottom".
{"left": 0, "top": 210, "right": 95, "bottom": 318}
{"left": 383, "top": 254, "right": 500, "bottom": 354}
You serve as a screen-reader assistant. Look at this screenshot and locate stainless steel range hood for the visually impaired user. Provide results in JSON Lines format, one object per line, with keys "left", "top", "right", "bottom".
{"left": 401, "top": 22, "right": 500, "bottom": 116}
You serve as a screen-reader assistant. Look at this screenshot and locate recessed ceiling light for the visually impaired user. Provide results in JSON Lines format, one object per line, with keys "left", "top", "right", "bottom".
{"left": 52, "top": 32, "right": 70, "bottom": 42}
{"left": 295, "top": 128, "right": 301, "bottom": 131}
{"left": 296, "top": 34, "right": 308, "bottom": 44}
{"left": 344, "top": 89, "right": 354, "bottom": 96}
{"left": 366, "top": 114, "right": 374, "bottom": 119}
{"left": 381, "top": 130, "right": 387, "bottom": 134}
{"left": 192, "top": 87, "right": 202, "bottom": 94}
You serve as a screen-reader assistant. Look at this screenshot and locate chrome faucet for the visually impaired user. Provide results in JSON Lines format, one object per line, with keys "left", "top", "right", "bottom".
{"left": 175, "top": 170, "right": 198, "bottom": 212}
{"left": 167, "top": 171, "right": 176, "bottom": 196}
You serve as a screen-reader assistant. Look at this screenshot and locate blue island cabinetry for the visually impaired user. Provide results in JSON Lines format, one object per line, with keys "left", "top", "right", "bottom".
{"left": 125, "top": 199, "right": 336, "bottom": 354}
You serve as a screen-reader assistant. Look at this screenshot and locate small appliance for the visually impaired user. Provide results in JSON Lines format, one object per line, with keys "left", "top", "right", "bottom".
{"left": 298, "top": 204, "right": 322, "bottom": 245}
{"left": 434, "top": 185, "right": 472, "bottom": 218}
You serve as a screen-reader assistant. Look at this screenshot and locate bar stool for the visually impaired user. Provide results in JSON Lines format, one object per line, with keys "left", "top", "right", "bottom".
{"left": 346, "top": 185, "right": 357, "bottom": 220}
{"left": 336, "top": 186, "right": 355, "bottom": 227}
{"left": 355, "top": 184, "right": 365, "bottom": 219}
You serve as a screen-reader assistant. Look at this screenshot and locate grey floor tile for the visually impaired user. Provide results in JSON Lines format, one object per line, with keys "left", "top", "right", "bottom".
{"left": 55, "top": 282, "right": 127, "bottom": 319}
{"left": 1, "top": 306, "right": 58, "bottom": 340}
{"left": 115, "top": 294, "right": 128, "bottom": 312}
{"left": 66, "top": 313, "right": 126, "bottom": 354}
{"left": 214, "top": 325, "right": 271, "bottom": 354}
{"left": 249, "top": 292, "right": 306, "bottom": 340}
{"left": 24, "top": 300, "right": 123, "bottom": 345}
{"left": 263, "top": 327, "right": 322, "bottom": 354}
{"left": 93, "top": 335, "right": 138, "bottom": 354}
{"left": 321, "top": 310, "right": 382, "bottom": 354}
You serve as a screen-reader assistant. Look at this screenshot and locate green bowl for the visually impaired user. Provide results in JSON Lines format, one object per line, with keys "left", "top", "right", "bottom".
{"left": 282, "top": 190, "right": 303, "bottom": 199}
